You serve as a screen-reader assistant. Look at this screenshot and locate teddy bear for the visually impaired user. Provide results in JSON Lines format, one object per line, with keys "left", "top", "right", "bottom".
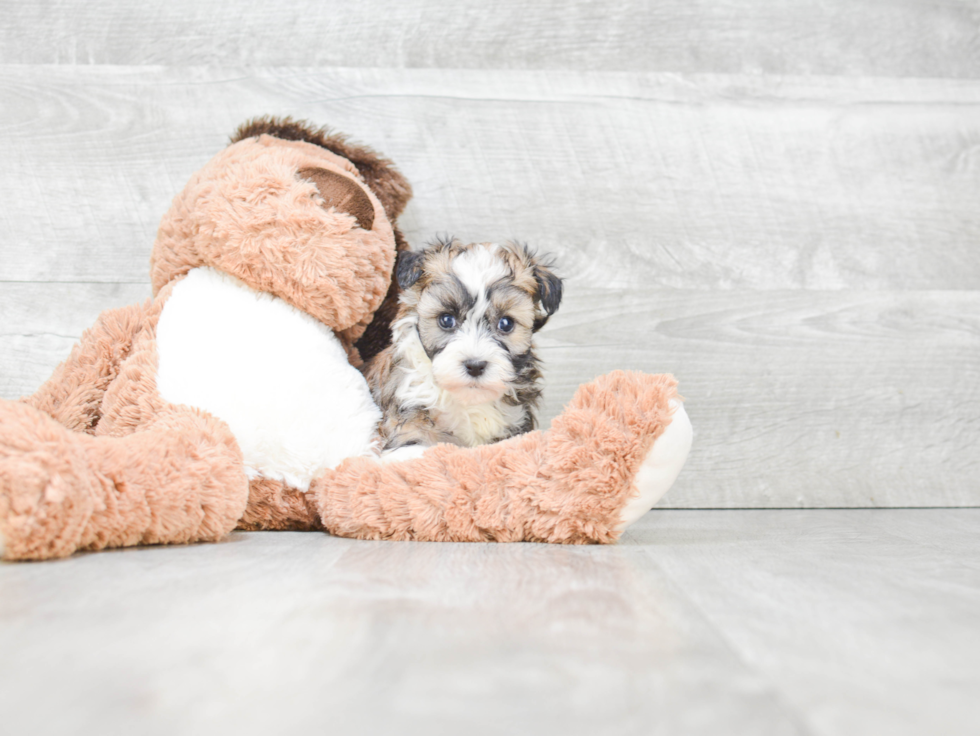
{"left": 0, "top": 117, "right": 692, "bottom": 561}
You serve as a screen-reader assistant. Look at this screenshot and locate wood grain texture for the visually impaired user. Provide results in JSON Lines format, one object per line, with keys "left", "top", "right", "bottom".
{"left": 536, "top": 288, "right": 980, "bottom": 508}
{"left": 0, "top": 1, "right": 978, "bottom": 78}
{"left": 0, "top": 530, "right": 805, "bottom": 735}
{"left": 1, "top": 66, "right": 979, "bottom": 290}
{"left": 625, "top": 509, "right": 980, "bottom": 736}
{"left": 2, "top": 512, "right": 977, "bottom": 735}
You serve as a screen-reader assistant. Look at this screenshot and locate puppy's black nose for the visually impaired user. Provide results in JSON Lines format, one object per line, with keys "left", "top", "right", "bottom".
{"left": 463, "top": 359, "right": 488, "bottom": 377}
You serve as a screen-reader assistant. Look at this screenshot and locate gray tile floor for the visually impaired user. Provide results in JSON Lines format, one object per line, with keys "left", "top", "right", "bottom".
{"left": 2, "top": 509, "right": 976, "bottom": 735}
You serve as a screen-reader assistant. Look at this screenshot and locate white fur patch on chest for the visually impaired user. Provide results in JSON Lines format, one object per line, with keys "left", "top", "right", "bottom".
{"left": 156, "top": 267, "right": 381, "bottom": 490}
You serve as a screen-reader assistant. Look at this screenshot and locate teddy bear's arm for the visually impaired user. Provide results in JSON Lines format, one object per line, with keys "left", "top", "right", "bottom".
{"left": 0, "top": 398, "right": 250, "bottom": 560}
{"left": 313, "top": 371, "right": 688, "bottom": 544}
{"left": 25, "top": 301, "right": 151, "bottom": 434}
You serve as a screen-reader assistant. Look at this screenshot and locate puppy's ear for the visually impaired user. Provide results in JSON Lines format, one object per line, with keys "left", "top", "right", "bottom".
{"left": 532, "top": 263, "right": 563, "bottom": 331}
{"left": 396, "top": 250, "right": 426, "bottom": 289}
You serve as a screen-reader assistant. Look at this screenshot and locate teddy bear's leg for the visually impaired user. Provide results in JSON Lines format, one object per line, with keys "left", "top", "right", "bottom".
{"left": 616, "top": 398, "right": 692, "bottom": 530}
{"left": 313, "top": 371, "right": 690, "bottom": 544}
{"left": 0, "top": 399, "right": 249, "bottom": 561}
{"left": 237, "top": 478, "right": 323, "bottom": 532}
{"left": 23, "top": 301, "right": 148, "bottom": 433}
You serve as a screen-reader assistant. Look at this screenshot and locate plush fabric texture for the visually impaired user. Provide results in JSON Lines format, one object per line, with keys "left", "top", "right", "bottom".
{"left": 229, "top": 116, "right": 414, "bottom": 223}
{"left": 150, "top": 135, "right": 396, "bottom": 359}
{"left": 237, "top": 480, "right": 322, "bottom": 532}
{"left": 0, "top": 121, "right": 690, "bottom": 561}
{"left": 0, "top": 398, "right": 248, "bottom": 560}
{"left": 316, "top": 372, "right": 679, "bottom": 544}
{"left": 25, "top": 300, "right": 151, "bottom": 434}
{"left": 227, "top": 116, "right": 415, "bottom": 363}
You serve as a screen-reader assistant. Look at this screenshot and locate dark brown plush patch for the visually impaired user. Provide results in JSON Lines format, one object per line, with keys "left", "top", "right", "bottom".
{"left": 297, "top": 167, "right": 374, "bottom": 231}
{"left": 231, "top": 116, "right": 413, "bottom": 221}
{"left": 355, "top": 227, "right": 411, "bottom": 363}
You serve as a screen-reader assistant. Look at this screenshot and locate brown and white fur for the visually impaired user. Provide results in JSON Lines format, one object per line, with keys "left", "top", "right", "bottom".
{"left": 365, "top": 238, "right": 563, "bottom": 450}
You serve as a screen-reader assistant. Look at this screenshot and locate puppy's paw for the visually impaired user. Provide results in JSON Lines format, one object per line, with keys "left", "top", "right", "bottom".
{"left": 379, "top": 444, "right": 429, "bottom": 464}
{"left": 617, "top": 400, "right": 692, "bottom": 530}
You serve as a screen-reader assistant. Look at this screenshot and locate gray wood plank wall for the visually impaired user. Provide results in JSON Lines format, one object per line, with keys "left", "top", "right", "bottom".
{"left": 1, "top": 3, "right": 977, "bottom": 507}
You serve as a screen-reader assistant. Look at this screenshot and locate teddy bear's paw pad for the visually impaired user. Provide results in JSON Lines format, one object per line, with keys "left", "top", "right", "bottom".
{"left": 617, "top": 400, "right": 692, "bottom": 531}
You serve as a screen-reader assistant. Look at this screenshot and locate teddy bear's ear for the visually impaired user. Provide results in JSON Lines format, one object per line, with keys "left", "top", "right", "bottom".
{"left": 318, "top": 136, "right": 414, "bottom": 222}
{"left": 232, "top": 116, "right": 413, "bottom": 222}
{"left": 297, "top": 167, "right": 375, "bottom": 231}
{"left": 396, "top": 249, "right": 426, "bottom": 289}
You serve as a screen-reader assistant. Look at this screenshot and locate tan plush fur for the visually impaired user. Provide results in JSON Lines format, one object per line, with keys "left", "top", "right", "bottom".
{"left": 317, "top": 371, "right": 679, "bottom": 543}
{"left": 150, "top": 135, "right": 396, "bottom": 363}
{"left": 228, "top": 117, "right": 415, "bottom": 364}
{"left": 0, "top": 119, "right": 686, "bottom": 561}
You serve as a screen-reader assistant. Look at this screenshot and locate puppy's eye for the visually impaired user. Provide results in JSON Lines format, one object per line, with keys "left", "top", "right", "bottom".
{"left": 497, "top": 316, "right": 515, "bottom": 334}
{"left": 438, "top": 314, "right": 457, "bottom": 330}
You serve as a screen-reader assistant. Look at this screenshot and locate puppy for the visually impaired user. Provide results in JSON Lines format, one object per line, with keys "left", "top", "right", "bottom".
{"left": 365, "top": 237, "right": 563, "bottom": 451}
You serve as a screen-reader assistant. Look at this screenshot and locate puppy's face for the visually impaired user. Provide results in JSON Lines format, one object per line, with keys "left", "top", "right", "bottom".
{"left": 396, "top": 240, "right": 562, "bottom": 406}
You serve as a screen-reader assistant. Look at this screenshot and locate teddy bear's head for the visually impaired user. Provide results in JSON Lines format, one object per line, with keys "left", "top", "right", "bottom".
{"left": 150, "top": 117, "right": 412, "bottom": 362}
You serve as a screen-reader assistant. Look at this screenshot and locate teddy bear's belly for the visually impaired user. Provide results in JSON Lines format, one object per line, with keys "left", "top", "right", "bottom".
{"left": 155, "top": 267, "right": 381, "bottom": 490}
